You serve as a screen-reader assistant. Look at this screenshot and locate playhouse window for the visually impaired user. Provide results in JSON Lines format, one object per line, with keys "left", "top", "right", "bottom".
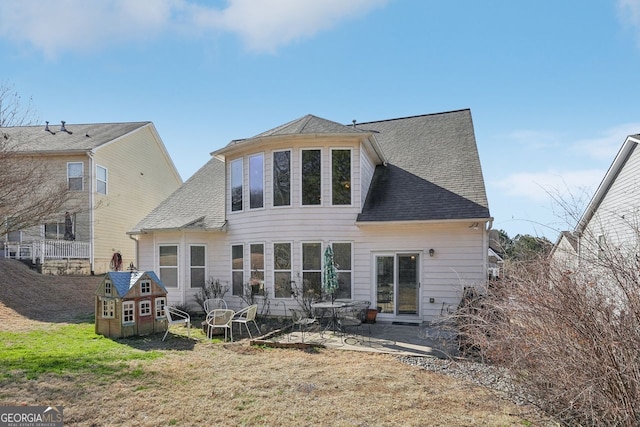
{"left": 140, "top": 280, "right": 151, "bottom": 295}
{"left": 122, "top": 301, "right": 135, "bottom": 324}
{"left": 155, "top": 297, "right": 166, "bottom": 318}
{"left": 139, "top": 301, "right": 151, "bottom": 316}
{"left": 104, "top": 281, "right": 112, "bottom": 295}
{"left": 102, "top": 300, "right": 115, "bottom": 318}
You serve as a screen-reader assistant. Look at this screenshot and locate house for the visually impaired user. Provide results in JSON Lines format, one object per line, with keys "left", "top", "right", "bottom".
{"left": 1, "top": 121, "right": 182, "bottom": 275}
{"left": 95, "top": 270, "right": 167, "bottom": 338}
{"left": 550, "top": 134, "right": 640, "bottom": 269}
{"left": 130, "top": 109, "right": 492, "bottom": 322}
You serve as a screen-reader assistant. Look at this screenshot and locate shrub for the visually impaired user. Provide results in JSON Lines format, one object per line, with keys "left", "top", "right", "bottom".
{"left": 452, "top": 253, "right": 640, "bottom": 426}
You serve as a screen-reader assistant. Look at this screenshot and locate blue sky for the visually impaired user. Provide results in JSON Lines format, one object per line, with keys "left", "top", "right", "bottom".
{"left": 2, "top": 0, "right": 640, "bottom": 240}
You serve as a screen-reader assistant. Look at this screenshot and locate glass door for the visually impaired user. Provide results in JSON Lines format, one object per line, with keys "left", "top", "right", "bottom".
{"left": 375, "top": 254, "right": 419, "bottom": 317}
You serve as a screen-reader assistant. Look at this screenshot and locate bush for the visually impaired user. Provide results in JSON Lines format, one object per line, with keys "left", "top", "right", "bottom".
{"left": 452, "top": 254, "right": 640, "bottom": 426}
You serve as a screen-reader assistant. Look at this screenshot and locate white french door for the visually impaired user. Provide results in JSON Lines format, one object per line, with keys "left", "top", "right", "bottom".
{"left": 375, "top": 253, "right": 420, "bottom": 318}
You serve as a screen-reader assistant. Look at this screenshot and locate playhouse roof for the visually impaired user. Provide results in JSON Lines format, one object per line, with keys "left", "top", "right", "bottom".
{"left": 105, "top": 271, "right": 167, "bottom": 297}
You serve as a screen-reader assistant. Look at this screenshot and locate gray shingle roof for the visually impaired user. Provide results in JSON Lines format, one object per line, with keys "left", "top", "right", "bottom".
{"left": 356, "top": 109, "right": 490, "bottom": 222}
{"left": 1, "top": 122, "right": 151, "bottom": 153}
{"left": 130, "top": 157, "right": 226, "bottom": 233}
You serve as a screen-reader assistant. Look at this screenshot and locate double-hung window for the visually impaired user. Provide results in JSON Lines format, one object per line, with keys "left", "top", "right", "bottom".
{"left": 45, "top": 223, "right": 65, "bottom": 240}
{"left": 232, "top": 244, "right": 244, "bottom": 296}
{"left": 332, "top": 242, "right": 352, "bottom": 299}
{"left": 67, "top": 162, "right": 83, "bottom": 191}
{"left": 159, "top": 245, "right": 178, "bottom": 288}
{"left": 96, "top": 165, "right": 108, "bottom": 195}
{"left": 302, "top": 242, "right": 322, "bottom": 297}
{"left": 250, "top": 243, "right": 265, "bottom": 295}
{"left": 273, "top": 242, "right": 292, "bottom": 298}
{"left": 190, "top": 245, "right": 206, "bottom": 288}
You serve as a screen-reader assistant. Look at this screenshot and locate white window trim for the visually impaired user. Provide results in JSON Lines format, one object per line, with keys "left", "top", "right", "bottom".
{"left": 102, "top": 299, "right": 115, "bottom": 319}
{"left": 189, "top": 244, "right": 207, "bottom": 289}
{"left": 155, "top": 297, "right": 166, "bottom": 319}
{"left": 301, "top": 241, "right": 323, "bottom": 294}
{"left": 139, "top": 300, "right": 152, "bottom": 317}
{"left": 249, "top": 153, "right": 265, "bottom": 210}
{"left": 300, "top": 148, "right": 323, "bottom": 207}
{"left": 67, "top": 161, "right": 84, "bottom": 191}
{"left": 122, "top": 301, "right": 135, "bottom": 324}
{"left": 104, "top": 281, "right": 112, "bottom": 296}
{"left": 140, "top": 280, "right": 151, "bottom": 295}
{"left": 330, "top": 148, "right": 353, "bottom": 207}
{"left": 231, "top": 243, "right": 245, "bottom": 296}
{"left": 230, "top": 158, "right": 244, "bottom": 213}
{"left": 331, "top": 241, "right": 353, "bottom": 299}
{"left": 273, "top": 241, "right": 293, "bottom": 299}
{"left": 96, "top": 164, "right": 108, "bottom": 195}
{"left": 158, "top": 244, "right": 179, "bottom": 289}
{"left": 272, "top": 149, "right": 292, "bottom": 208}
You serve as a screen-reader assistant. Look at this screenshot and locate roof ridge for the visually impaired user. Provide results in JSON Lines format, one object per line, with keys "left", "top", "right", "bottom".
{"left": 353, "top": 108, "right": 470, "bottom": 126}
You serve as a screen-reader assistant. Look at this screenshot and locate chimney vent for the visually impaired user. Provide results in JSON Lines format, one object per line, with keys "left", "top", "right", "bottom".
{"left": 352, "top": 120, "right": 357, "bottom": 128}
{"left": 60, "top": 121, "right": 66, "bottom": 132}
{"left": 44, "top": 121, "right": 55, "bottom": 135}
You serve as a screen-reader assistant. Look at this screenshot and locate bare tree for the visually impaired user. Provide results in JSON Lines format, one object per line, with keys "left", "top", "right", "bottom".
{"left": 0, "top": 82, "right": 76, "bottom": 238}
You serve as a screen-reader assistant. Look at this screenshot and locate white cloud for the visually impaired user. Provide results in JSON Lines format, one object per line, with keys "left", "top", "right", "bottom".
{"left": 0, "top": 0, "right": 388, "bottom": 58}
{"left": 571, "top": 122, "right": 640, "bottom": 160}
{"left": 494, "top": 169, "right": 605, "bottom": 204}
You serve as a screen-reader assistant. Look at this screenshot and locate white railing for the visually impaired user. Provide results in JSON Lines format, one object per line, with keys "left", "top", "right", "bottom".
{"left": 3, "top": 240, "right": 90, "bottom": 260}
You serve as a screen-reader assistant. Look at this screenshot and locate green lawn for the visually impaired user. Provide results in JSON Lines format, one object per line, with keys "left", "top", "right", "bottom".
{"left": 0, "top": 323, "right": 163, "bottom": 380}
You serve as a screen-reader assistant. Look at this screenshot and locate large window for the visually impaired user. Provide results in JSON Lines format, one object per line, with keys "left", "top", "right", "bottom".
{"left": 67, "top": 162, "right": 83, "bottom": 191}
{"left": 249, "top": 154, "right": 264, "bottom": 209}
{"left": 273, "top": 243, "right": 292, "bottom": 298}
{"left": 332, "top": 149, "right": 351, "bottom": 205}
{"left": 273, "top": 150, "right": 291, "bottom": 207}
{"left": 250, "top": 243, "right": 265, "bottom": 295}
{"left": 333, "top": 242, "right": 352, "bottom": 299}
{"left": 232, "top": 244, "right": 244, "bottom": 296}
{"left": 190, "top": 245, "right": 206, "bottom": 288}
{"left": 159, "top": 245, "right": 178, "bottom": 288}
{"left": 302, "top": 242, "right": 322, "bottom": 297}
{"left": 231, "top": 158, "right": 243, "bottom": 212}
{"left": 301, "top": 149, "right": 321, "bottom": 205}
{"left": 96, "top": 165, "right": 108, "bottom": 195}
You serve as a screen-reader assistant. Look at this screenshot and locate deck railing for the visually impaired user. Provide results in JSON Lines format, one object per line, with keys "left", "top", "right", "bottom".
{"left": 3, "top": 240, "right": 90, "bottom": 260}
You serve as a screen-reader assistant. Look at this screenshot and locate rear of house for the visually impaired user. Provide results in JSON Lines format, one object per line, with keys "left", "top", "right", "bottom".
{"left": 130, "top": 110, "right": 492, "bottom": 323}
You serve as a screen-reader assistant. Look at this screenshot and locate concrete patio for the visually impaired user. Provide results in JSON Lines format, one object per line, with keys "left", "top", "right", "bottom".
{"left": 253, "top": 321, "right": 459, "bottom": 358}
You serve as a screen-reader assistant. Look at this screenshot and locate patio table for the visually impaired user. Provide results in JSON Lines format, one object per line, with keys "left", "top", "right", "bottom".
{"left": 311, "top": 300, "right": 354, "bottom": 334}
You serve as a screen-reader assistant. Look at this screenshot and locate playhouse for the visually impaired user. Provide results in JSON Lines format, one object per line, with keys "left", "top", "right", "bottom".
{"left": 95, "top": 270, "right": 167, "bottom": 338}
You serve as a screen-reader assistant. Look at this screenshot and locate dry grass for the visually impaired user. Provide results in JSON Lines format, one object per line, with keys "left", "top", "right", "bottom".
{"left": 0, "top": 260, "right": 548, "bottom": 426}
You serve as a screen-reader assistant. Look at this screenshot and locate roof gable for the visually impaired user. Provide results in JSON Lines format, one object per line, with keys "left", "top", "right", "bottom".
{"left": 99, "top": 271, "right": 167, "bottom": 298}
{"left": 357, "top": 109, "right": 490, "bottom": 222}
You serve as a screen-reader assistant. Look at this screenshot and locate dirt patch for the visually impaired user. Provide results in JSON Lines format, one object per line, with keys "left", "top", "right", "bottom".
{"left": 0, "top": 259, "right": 101, "bottom": 331}
{"left": 0, "top": 259, "right": 553, "bottom": 426}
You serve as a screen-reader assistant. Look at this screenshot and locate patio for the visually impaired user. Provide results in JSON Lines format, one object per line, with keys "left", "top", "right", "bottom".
{"left": 252, "top": 321, "right": 459, "bottom": 358}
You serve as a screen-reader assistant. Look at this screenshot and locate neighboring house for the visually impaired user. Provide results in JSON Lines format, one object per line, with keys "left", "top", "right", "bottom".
{"left": 551, "top": 134, "right": 640, "bottom": 269}
{"left": 1, "top": 121, "right": 182, "bottom": 274}
{"left": 130, "top": 109, "right": 492, "bottom": 322}
{"left": 95, "top": 270, "right": 167, "bottom": 338}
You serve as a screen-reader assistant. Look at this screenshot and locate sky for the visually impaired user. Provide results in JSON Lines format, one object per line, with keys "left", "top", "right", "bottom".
{"left": 2, "top": 0, "right": 640, "bottom": 240}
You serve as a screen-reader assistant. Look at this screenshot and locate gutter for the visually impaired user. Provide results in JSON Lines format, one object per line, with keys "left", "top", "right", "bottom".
{"left": 355, "top": 217, "right": 493, "bottom": 227}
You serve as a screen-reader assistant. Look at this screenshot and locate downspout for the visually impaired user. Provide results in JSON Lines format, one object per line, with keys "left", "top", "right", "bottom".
{"left": 129, "top": 233, "right": 139, "bottom": 269}
{"left": 483, "top": 219, "right": 493, "bottom": 284}
{"left": 88, "top": 151, "right": 95, "bottom": 275}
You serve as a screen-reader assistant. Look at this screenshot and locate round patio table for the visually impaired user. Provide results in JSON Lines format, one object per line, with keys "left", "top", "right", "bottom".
{"left": 311, "top": 300, "right": 353, "bottom": 334}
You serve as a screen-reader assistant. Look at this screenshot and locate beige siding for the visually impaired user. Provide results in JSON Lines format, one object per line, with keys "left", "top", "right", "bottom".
{"left": 92, "top": 125, "right": 182, "bottom": 273}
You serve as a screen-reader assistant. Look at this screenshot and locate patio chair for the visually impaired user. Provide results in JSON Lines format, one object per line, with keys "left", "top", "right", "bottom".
{"left": 289, "top": 308, "right": 318, "bottom": 343}
{"left": 203, "top": 298, "right": 227, "bottom": 319}
{"left": 206, "top": 309, "right": 235, "bottom": 342}
{"left": 162, "top": 306, "right": 191, "bottom": 341}
{"left": 232, "top": 304, "right": 261, "bottom": 339}
{"left": 337, "top": 301, "right": 371, "bottom": 341}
